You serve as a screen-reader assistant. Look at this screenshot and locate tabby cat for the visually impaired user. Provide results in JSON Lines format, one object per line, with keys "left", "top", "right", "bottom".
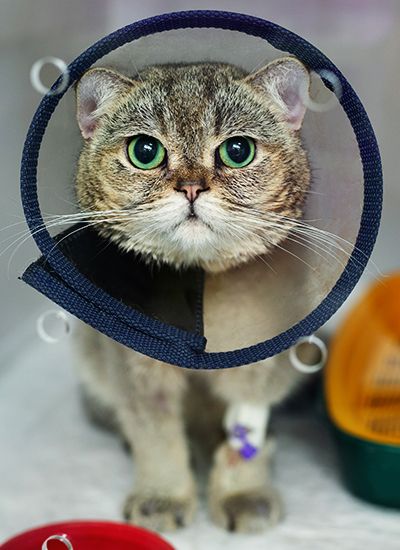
{"left": 75, "top": 57, "right": 310, "bottom": 533}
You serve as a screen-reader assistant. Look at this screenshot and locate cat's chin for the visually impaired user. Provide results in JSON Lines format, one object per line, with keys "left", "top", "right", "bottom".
{"left": 106, "top": 217, "right": 273, "bottom": 274}
{"left": 177, "top": 215, "right": 212, "bottom": 232}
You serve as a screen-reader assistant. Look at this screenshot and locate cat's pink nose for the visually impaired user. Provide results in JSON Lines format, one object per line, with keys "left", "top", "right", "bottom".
{"left": 175, "top": 181, "right": 208, "bottom": 203}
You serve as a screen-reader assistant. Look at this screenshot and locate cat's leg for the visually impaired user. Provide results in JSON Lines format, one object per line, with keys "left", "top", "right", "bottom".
{"left": 209, "top": 438, "right": 281, "bottom": 532}
{"left": 118, "top": 355, "right": 196, "bottom": 531}
{"left": 207, "top": 356, "right": 302, "bottom": 533}
{"left": 75, "top": 326, "right": 196, "bottom": 530}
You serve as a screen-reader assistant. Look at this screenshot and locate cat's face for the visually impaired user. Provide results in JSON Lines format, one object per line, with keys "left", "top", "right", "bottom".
{"left": 75, "top": 59, "right": 310, "bottom": 272}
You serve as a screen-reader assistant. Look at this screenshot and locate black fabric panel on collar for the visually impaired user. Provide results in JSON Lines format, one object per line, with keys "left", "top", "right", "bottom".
{"left": 40, "top": 224, "right": 204, "bottom": 336}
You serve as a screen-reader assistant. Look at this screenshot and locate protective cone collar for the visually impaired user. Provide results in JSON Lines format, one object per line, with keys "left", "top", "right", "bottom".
{"left": 20, "top": 10, "right": 382, "bottom": 369}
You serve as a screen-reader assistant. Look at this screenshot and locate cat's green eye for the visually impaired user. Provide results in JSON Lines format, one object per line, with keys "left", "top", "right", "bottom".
{"left": 218, "top": 136, "right": 256, "bottom": 168}
{"left": 127, "top": 135, "right": 166, "bottom": 170}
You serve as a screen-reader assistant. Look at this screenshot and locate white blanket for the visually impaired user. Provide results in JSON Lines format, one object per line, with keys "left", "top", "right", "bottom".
{"left": 1, "top": 336, "right": 399, "bottom": 549}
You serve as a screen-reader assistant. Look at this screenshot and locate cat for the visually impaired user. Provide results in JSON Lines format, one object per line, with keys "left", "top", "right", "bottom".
{"left": 74, "top": 57, "right": 311, "bottom": 533}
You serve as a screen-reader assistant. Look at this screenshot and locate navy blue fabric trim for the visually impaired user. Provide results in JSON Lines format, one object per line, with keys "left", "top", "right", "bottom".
{"left": 22, "top": 263, "right": 206, "bottom": 364}
{"left": 20, "top": 10, "right": 382, "bottom": 369}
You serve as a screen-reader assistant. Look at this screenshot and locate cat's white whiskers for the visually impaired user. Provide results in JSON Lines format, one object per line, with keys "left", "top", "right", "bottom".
{"left": 219, "top": 207, "right": 351, "bottom": 272}
{"left": 3, "top": 214, "right": 135, "bottom": 276}
{"left": 254, "top": 219, "right": 350, "bottom": 265}
{"left": 268, "top": 212, "right": 357, "bottom": 247}
{"left": 0, "top": 219, "right": 35, "bottom": 234}
{"left": 254, "top": 254, "right": 277, "bottom": 275}
{"left": 1, "top": 209, "right": 131, "bottom": 247}
{"left": 258, "top": 211, "right": 382, "bottom": 279}
{"left": 43, "top": 209, "right": 131, "bottom": 221}
{"left": 282, "top": 232, "right": 348, "bottom": 270}
{"left": 41, "top": 218, "right": 129, "bottom": 266}
{"left": 222, "top": 223, "right": 278, "bottom": 274}
{"left": 0, "top": 218, "right": 76, "bottom": 259}
{"left": 268, "top": 225, "right": 350, "bottom": 270}
{"left": 269, "top": 239, "right": 318, "bottom": 271}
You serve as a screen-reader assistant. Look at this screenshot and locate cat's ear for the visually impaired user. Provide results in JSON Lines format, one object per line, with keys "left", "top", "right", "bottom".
{"left": 245, "top": 57, "right": 310, "bottom": 130}
{"left": 76, "top": 68, "right": 135, "bottom": 139}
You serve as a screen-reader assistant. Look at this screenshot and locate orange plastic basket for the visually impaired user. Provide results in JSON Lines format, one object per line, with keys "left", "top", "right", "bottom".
{"left": 325, "top": 272, "right": 400, "bottom": 507}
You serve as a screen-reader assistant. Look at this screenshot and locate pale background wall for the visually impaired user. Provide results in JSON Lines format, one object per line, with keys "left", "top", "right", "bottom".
{"left": 0, "top": 0, "right": 399, "bottom": 354}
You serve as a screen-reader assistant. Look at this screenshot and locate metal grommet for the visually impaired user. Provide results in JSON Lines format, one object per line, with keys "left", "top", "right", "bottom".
{"left": 289, "top": 334, "right": 328, "bottom": 374}
{"left": 30, "top": 56, "right": 69, "bottom": 95}
{"left": 36, "top": 309, "right": 71, "bottom": 344}
{"left": 42, "top": 534, "right": 73, "bottom": 550}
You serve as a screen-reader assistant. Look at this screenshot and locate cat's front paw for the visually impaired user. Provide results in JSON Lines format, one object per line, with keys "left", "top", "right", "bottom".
{"left": 123, "top": 492, "right": 196, "bottom": 531}
{"left": 210, "top": 488, "right": 283, "bottom": 533}
{"left": 208, "top": 441, "right": 282, "bottom": 532}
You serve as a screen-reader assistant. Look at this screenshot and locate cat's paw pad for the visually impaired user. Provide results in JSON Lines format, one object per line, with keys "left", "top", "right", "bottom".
{"left": 211, "top": 489, "right": 283, "bottom": 533}
{"left": 123, "top": 493, "right": 196, "bottom": 531}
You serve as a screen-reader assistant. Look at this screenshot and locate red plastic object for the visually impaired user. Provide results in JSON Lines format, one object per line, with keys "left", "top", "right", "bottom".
{"left": 0, "top": 521, "right": 174, "bottom": 550}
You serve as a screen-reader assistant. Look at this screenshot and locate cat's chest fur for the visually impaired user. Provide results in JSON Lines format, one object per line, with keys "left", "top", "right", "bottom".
{"left": 203, "top": 252, "right": 314, "bottom": 353}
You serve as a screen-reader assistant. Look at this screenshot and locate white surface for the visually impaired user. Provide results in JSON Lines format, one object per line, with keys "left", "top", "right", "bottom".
{"left": 0, "top": 333, "right": 399, "bottom": 549}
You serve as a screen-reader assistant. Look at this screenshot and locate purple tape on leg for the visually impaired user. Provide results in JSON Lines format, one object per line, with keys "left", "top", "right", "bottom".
{"left": 231, "top": 423, "right": 259, "bottom": 460}
{"left": 239, "top": 442, "right": 258, "bottom": 460}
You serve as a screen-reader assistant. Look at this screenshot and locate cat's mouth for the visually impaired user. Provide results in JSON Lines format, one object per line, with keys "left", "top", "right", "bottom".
{"left": 183, "top": 208, "right": 213, "bottom": 230}
{"left": 187, "top": 211, "right": 202, "bottom": 223}
{"left": 187, "top": 205, "right": 197, "bottom": 220}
